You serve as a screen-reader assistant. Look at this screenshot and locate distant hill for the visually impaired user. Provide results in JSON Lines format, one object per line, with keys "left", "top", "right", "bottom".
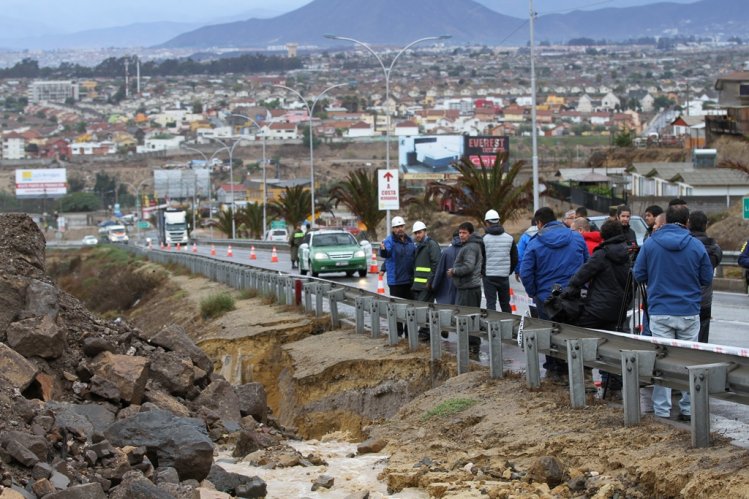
{"left": 160, "top": 0, "right": 749, "bottom": 49}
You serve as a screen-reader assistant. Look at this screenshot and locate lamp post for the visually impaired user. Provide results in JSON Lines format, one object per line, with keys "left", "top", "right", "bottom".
{"left": 119, "top": 179, "right": 149, "bottom": 241}
{"left": 529, "top": 0, "right": 540, "bottom": 212}
{"left": 207, "top": 137, "right": 244, "bottom": 239}
{"left": 229, "top": 113, "right": 268, "bottom": 237}
{"left": 273, "top": 83, "right": 346, "bottom": 228}
{"left": 324, "top": 33, "right": 451, "bottom": 235}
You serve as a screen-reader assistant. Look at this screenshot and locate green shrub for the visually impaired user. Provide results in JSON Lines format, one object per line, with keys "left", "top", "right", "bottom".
{"left": 421, "top": 398, "right": 478, "bottom": 421}
{"left": 200, "top": 293, "right": 236, "bottom": 319}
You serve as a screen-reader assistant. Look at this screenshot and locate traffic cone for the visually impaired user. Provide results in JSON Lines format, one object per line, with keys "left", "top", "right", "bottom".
{"left": 147, "top": 240, "right": 152, "bottom": 251}
{"left": 160, "top": 241, "right": 164, "bottom": 250}
{"left": 176, "top": 243, "right": 181, "bottom": 252}
{"left": 210, "top": 244, "right": 216, "bottom": 256}
{"left": 509, "top": 288, "right": 518, "bottom": 313}
{"left": 377, "top": 274, "right": 385, "bottom": 294}
{"left": 227, "top": 245, "right": 233, "bottom": 257}
{"left": 167, "top": 242, "right": 172, "bottom": 251}
{"left": 192, "top": 242, "right": 197, "bottom": 254}
{"left": 271, "top": 246, "right": 279, "bottom": 263}
{"left": 369, "top": 250, "right": 379, "bottom": 273}
{"left": 250, "top": 246, "right": 257, "bottom": 260}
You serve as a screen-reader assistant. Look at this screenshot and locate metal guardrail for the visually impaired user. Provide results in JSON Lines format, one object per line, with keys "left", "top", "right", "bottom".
{"left": 129, "top": 245, "right": 749, "bottom": 448}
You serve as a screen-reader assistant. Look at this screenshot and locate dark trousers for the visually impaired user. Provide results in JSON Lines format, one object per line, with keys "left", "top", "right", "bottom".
{"left": 389, "top": 284, "right": 413, "bottom": 337}
{"left": 456, "top": 287, "right": 482, "bottom": 307}
{"left": 413, "top": 288, "right": 434, "bottom": 303}
{"left": 698, "top": 306, "right": 711, "bottom": 343}
{"left": 537, "top": 301, "right": 568, "bottom": 375}
{"left": 483, "top": 275, "right": 511, "bottom": 313}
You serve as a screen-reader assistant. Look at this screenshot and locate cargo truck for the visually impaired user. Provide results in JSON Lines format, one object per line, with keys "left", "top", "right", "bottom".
{"left": 157, "top": 208, "right": 190, "bottom": 246}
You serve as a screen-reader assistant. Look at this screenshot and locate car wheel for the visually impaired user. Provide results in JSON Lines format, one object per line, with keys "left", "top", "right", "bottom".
{"left": 311, "top": 262, "right": 319, "bottom": 278}
{"left": 358, "top": 269, "right": 367, "bottom": 278}
{"left": 345, "top": 270, "right": 354, "bottom": 277}
{"left": 300, "top": 267, "right": 307, "bottom": 276}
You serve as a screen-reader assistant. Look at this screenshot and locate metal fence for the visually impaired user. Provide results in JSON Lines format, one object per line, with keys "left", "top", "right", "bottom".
{"left": 129, "top": 245, "right": 749, "bottom": 448}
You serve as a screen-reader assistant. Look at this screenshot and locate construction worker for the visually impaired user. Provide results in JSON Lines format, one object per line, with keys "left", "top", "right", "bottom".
{"left": 289, "top": 224, "right": 305, "bottom": 268}
{"left": 411, "top": 221, "right": 442, "bottom": 303}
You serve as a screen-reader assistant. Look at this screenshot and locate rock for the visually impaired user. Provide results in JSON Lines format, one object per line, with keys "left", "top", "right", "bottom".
{"left": 108, "top": 471, "right": 176, "bottom": 499}
{"left": 49, "top": 470, "right": 71, "bottom": 490}
{"left": 104, "top": 410, "right": 214, "bottom": 481}
{"left": 90, "top": 352, "right": 149, "bottom": 405}
{"left": 25, "top": 279, "right": 59, "bottom": 319}
{"left": 234, "top": 477, "right": 267, "bottom": 498}
{"left": 90, "top": 375, "right": 122, "bottom": 402}
{"left": 42, "top": 483, "right": 107, "bottom": 499}
{"left": 34, "top": 372, "right": 59, "bottom": 401}
{"left": 0, "top": 342, "right": 38, "bottom": 391}
{"left": 82, "top": 337, "right": 116, "bottom": 358}
{"left": 147, "top": 325, "right": 213, "bottom": 375}
{"left": 192, "top": 379, "right": 241, "bottom": 430}
{"left": 149, "top": 351, "right": 195, "bottom": 397}
{"left": 0, "top": 276, "right": 26, "bottom": 339}
{"left": 0, "top": 490, "right": 25, "bottom": 499}
{"left": 526, "top": 455, "right": 567, "bottom": 488}
{"left": 1, "top": 431, "right": 48, "bottom": 461}
{"left": 143, "top": 386, "right": 191, "bottom": 418}
{"left": 191, "top": 489, "right": 232, "bottom": 499}
{"left": 31, "top": 478, "right": 56, "bottom": 497}
{"left": 98, "top": 447, "right": 132, "bottom": 482}
{"left": 69, "top": 403, "right": 117, "bottom": 437}
{"left": 31, "top": 462, "right": 53, "bottom": 480}
{"left": 234, "top": 383, "right": 267, "bottom": 423}
{"left": 311, "top": 474, "right": 335, "bottom": 491}
{"left": 7, "top": 315, "right": 65, "bottom": 359}
{"left": 4, "top": 439, "right": 39, "bottom": 467}
{"left": 231, "top": 429, "right": 275, "bottom": 458}
{"left": 206, "top": 465, "right": 265, "bottom": 496}
{"left": 46, "top": 402, "right": 95, "bottom": 441}
{"left": 154, "top": 467, "right": 181, "bottom": 485}
{"left": 357, "top": 438, "right": 387, "bottom": 454}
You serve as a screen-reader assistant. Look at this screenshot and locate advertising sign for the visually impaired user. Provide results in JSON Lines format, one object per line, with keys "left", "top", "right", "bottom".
{"left": 378, "top": 169, "right": 399, "bottom": 210}
{"left": 463, "top": 135, "right": 510, "bottom": 168}
{"left": 15, "top": 168, "right": 68, "bottom": 198}
{"left": 398, "top": 135, "right": 463, "bottom": 175}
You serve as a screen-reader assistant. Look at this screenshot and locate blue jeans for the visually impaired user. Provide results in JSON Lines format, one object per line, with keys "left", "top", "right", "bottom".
{"left": 650, "top": 314, "right": 699, "bottom": 417}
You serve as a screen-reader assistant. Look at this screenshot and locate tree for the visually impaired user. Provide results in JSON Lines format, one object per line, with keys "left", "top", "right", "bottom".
{"left": 328, "top": 169, "right": 385, "bottom": 240}
{"left": 301, "top": 124, "right": 321, "bottom": 149}
{"left": 93, "top": 172, "right": 117, "bottom": 208}
{"left": 427, "top": 153, "right": 533, "bottom": 228}
{"left": 269, "top": 186, "right": 311, "bottom": 227}
{"left": 237, "top": 203, "right": 264, "bottom": 239}
{"left": 216, "top": 208, "right": 235, "bottom": 237}
{"left": 57, "top": 192, "right": 100, "bottom": 212}
{"left": 613, "top": 128, "right": 634, "bottom": 147}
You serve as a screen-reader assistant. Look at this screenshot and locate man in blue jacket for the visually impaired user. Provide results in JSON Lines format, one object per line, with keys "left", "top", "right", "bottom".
{"left": 633, "top": 204, "right": 713, "bottom": 422}
{"left": 520, "top": 207, "right": 588, "bottom": 380}
{"left": 379, "top": 215, "right": 415, "bottom": 336}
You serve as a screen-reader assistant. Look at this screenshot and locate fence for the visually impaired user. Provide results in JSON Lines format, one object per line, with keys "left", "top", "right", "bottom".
{"left": 130, "top": 245, "right": 749, "bottom": 448}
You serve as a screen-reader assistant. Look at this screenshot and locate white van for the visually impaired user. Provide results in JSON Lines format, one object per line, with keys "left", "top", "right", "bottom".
{"left": 265, "top": 228, "right": 288, "bottom": 242}
{"left": 106, "top": 225, "right": 129, "bottom": 244}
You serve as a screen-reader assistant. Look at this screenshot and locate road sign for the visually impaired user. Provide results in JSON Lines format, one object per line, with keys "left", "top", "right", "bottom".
{"left": 137, "top": 221, "right": 150, "bottom": 229}
{"left": 378, "top": 170, "right": 399, "bottom": 210}
{"left": 744, "top": 197, "right": 749, "bottom": 220}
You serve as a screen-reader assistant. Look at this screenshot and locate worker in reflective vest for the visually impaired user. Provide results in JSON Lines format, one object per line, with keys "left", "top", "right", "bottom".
{"left": 289, "top": 224, "right": 305, "bottom": 268}
{"left": 411, "top": 221, "right": 442, "bottom": 303}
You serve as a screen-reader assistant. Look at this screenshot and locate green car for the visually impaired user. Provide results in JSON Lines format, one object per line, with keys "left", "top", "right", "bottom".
{"left": 299, "top": 230, "right": 368, "bottom": 277}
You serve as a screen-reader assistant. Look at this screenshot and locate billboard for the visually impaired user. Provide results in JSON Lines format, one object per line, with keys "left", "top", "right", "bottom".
{"left": 15, "top": 168, "right": 67, "bottom": 199}
{"left": 463, "top": 135, "right": 510, "bottom": 168}
{"left": 154, "top": 169, "right": 211, "bottom": 199}
{"left": 398, "top": 135, "right": 463, "bottom": 176}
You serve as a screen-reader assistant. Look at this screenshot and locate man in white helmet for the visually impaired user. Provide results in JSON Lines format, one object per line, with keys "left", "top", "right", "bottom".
{"left": 411, "top": 221, "right": 442, "bottom": 304}
{"left": 380, "top": 215, "right": 415, "bottom": 335}
{"left": 482, "top": 209, "right": 518, "bottom": 313}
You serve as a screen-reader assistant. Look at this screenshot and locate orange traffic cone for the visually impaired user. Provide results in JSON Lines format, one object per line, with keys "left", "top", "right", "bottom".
{"left": 176, "top": 243, "right": 181, "bottom": 252}
{"left": 377, "top": 274, "right": 385, "bottom": 294}
{"left": 509, "top": 288, "right": 518, "bottom": 313}
{"left": 369, "top": 249, "right": 379, "bottom": 273}
{"left": 227, "top": 245, "right": 233, "bottom": 257}
{"left": 160, "top": 241, "right": 164, "bottom": 250}
{"left": 167, "top": 242, "right": 172, "bottom": 251}
{"left": 270, "top": 246, "right": 279, "bottom": 263}
{"left": 210, "top": 244, "right": 216, "bottom": 256}
{"left": 192, "top": 242, "right": 197, "bottom": 254}
{"left": 250, "top": 246, "right": 257, "bottom": 260}
{"left": 147, "top": 239, "right": 152, "bottom": 251}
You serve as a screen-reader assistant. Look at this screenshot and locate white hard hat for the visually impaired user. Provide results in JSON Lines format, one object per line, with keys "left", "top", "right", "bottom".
{"left": 412, "top": 221, "right": 427, "bottom": 233}
{"left": 484, "top": 209, "right": 500, "bottom": 222}
{"left": 391, "top": 216, "right": 405, "bottom": 227}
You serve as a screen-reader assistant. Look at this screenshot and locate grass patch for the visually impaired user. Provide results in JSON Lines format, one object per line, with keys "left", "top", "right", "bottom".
{"left": 200, "top": 292, "right": 236, "bottom": 319}
{"left": 173, "top": 289, "right": 188, "bottom": 300}
{"left": 238, "top": 289, "right": 259, "bottom": 300}
{"left": 421, "top": 398, "right": 478, "bottom": 421}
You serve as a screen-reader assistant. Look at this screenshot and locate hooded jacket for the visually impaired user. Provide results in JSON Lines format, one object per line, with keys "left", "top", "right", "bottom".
{"left": 452, "top": 233, "right": 484, "bottom": 290}
{"left": 519, "top": 221, "right": 588, "bottom": 302}
{"left": 516, "top": 225, "right": 538, "bottom": 275}
{"left": 633, "top": 224, "right": 713, "bottom": 316}
{"left": 568, "top": 234, "right": 631, "bottom": 324}
{"left": 483, "top": 223, "right": 518, "bottom": 277}
{"left": 432, "top": 234, "right": 462, "bottom": 304}
{"left": 691, "top": 230, "right": 722, "bottom": 308}
{"left": 380, "top": 233, "right": 415, "bottom": 286}
{"left": 582, "top": 231, "right": 603, "bottom": 255}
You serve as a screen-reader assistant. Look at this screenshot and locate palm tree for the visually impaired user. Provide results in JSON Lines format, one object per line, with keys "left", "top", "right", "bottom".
{"left": 269, "top": 185, "right": 311, "bottom": 227}
{"left": 427, "top": 152, "right": 533, "bottom": 227}
{"left": 328, "top": 169, "right": 385, "bottom": 240}
{"left": 237, "top": 203, "right": 264, "bottom": 239}
{"left": 216, "top": 208, "right": 234, "bottom": 237}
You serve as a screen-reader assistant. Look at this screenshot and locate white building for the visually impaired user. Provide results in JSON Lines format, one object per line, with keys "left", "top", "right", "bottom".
{"left": 138, "top": 135, "right": 185, "bottom": 153}
{"left": 1, "top": 133, "right": 26, "bottom": 159}
{"left": 28, "top": 80, "right": 79, "bottom": 104}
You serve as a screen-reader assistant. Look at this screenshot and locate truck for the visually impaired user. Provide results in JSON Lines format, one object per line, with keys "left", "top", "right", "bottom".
{"left": 157, "top": 208, "right": 190, "bottom": 246}
{"left": 105, "top": 224, "right": 129, "bottom": 244}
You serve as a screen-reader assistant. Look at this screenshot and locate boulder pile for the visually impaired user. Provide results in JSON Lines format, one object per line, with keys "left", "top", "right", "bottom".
{"left": 0, "top": 214, "right": 278, "bottom": 498}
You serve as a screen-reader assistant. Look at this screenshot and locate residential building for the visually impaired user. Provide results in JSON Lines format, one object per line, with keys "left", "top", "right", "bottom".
{"left": 2, "top": 132, "right": 26, "bottom": 159}
{"left": 28, "top": 80, "right": 79, "bottom": 104}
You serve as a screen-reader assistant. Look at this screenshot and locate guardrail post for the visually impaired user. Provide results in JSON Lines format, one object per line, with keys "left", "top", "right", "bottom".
{"left": 303, "top": 282, "right": 314, "bottom": 313}
{"left": 687, "top": 363, "right": 729, "bottom": 448}
{"left": 429, "top": 309, "right": 441, "bottom": 362}
{"left": 276, "top": 275, "right": 285, "bottom": 303}
{"left": 456, "top": 315, "right": 472, "bottom": 374}
{"left": 386, "top": 302, "right": 398, "bottom": 346}
{"left": 370, "top": 300, "right": 384, "bottom": 338}
{"left": 567, "top": 339, "right": 586, "bottom": 408}
{"left": 316, "top": 283, "right": 329, "bottom": 317}
{"left": 327, "top": 288, "right": 345, "bottom": 329}
{"left": 485, "top": 320, "right": 504, "bottom": 379}
{"left": 621, "top": 350, "right": 656, "bottom": 426}
{"left": 406, "top": 305, "right": 418, "bottom": 351}
{"left": 355, "top": 296, "right": 367, "bottom": 335}
{"left": 524, "top": 328, "right": 551, "bottom": 389}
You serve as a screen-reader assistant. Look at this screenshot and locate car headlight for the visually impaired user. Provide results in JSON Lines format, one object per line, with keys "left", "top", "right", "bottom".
{"left": 354, "top": 250, "right": 365, "bottom": 258}
{"left": 314, "top": 252, "right": 328, "bottom": 261}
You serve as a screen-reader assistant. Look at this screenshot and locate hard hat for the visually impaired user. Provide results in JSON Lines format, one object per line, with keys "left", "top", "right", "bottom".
{"left": 484, "top": 209, "right": 500, "bottom": 222}
{"left": 391, "top": 216, "right": 405, "bottom": 227}
{"left": 412, "top": 221, "right": 427, "bottom": 233}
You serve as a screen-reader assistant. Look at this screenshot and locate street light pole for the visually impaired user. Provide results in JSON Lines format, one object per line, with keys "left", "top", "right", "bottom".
{"left": 529, "top": 0, "right": 540, "bottom": 212}
{"left": 324, "top": 33, "right": 451, "bottom": 235}
{"left": 273, "top": 83, "right": 346, "bottom": 228}
{"left": 208, "top": 137, "right": 243, "bottom": 239}
{"left": 229, "top": 113, "right": 268, "bottom": 237}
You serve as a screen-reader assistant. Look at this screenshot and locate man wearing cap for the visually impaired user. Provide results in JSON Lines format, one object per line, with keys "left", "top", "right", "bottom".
{"left": 411, "top": 221, "right": 442, "bottom": 303}
{"left": 483, "top": 209, "right": 517, "bottom": 313}
{"left": 380, "top": 215, "right": 416, "bottom": 301}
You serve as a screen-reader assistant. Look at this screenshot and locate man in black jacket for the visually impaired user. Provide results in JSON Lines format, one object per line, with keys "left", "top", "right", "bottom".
{"left": 688, "top": 210, "right": 722, "bottom": 343}
{"left": 411, "top": 221, "right": 442, "bottom": 303}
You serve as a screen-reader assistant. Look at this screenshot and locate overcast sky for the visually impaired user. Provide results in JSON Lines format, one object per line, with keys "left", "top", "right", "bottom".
{"left": 2, "top": 0, "right": 698, "bottom": 33}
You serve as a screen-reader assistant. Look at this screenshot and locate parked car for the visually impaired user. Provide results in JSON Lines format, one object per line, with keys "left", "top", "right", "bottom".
{"left": 588, "top": 215, "right": 648, "bottom": 246}
{"left": 265, "top": 228, "right": 288, "bottom": 242}
{"left": 299, "top": 230, "right": 369, "bottom": 278}
{"left": 81, "top": 235, "right": 98, "bottom": 246}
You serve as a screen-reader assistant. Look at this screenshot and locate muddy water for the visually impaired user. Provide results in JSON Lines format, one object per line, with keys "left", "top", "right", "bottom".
{"left": 217, "top": 440, "right": 427, "bottom": 498}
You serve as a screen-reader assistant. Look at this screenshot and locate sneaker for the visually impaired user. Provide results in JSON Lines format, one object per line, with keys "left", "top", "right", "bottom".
{"left": 677, "top": 414, "right": 691, "bottom": 422}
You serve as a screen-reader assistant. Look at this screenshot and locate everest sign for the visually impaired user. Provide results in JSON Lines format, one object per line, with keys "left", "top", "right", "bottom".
{"left": 378, "top": 169, "right": 399, "bottom": 210}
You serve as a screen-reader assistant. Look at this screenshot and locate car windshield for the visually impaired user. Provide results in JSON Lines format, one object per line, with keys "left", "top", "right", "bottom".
{"left": 314, "top": 233, "right": 357, "bottom": 247}
{"left": 272, "top": 230, "right": 286, "bottom": 236}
